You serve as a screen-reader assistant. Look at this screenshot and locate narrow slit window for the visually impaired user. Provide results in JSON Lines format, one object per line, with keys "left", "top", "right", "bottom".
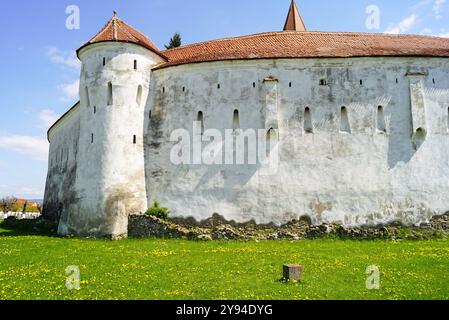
{"left": 253, "top": 82, "right": 256, "bottom": 88}
{"left": 133, "top": 135, "right": 137, "bottom": 144}
{"left": 304, "top": 107, "right": 313, "bottom": 134}
{"left": 197, "top": 111, "right": 204, "bottom": 135}
{"left": 360, "top": 80, "right": 363, "bottom": 86}
{"left": 396, "top": 78, "right": 399, "bottom": 84}
{"left": 136, "top": 85, "right": 143, "bottom": 106}
{"left": 149, "top": 110, "right": 152, "bottom": 119}
{"left": 182, "top": 86, "right": 185, "bottom": 92}
{"left": 134, "top": 60, "right": 137, "bottom": 70}
{"left": 433, "top": 78, "right": 436, "bottom": 84}
{"left": 377, "top": 106, "right": 387, "bottom": 133}
{"left": 217, "top": 84, "right": 221, "bottom": 89}
{"left": 91, "top": 133, "right": 94, "bottom": 144}
{"left": 93, "top": 106, "right": 96, "bottom": 114}
{"left": 289, "top": 82, "right": 292, "bottom": 88}
{"left": 340, "top": 106, "right": 351, "bottom": 133}
{"left": 103, "top": 57, "right": 106, "bottom": 66}
{"left": 162, "top": 87, "right": 165, "bottom": 93}
{"left": 85, "top": 87, "right": 90, "bottom": 107}
{"left": 107, "top": 82, "right": 113, "bottom": 105}
{"left": 447, "top": 107, "right": 449, "bottom": 131}
{"left": 233, "top": 109, "right": 240, "bottom": 130}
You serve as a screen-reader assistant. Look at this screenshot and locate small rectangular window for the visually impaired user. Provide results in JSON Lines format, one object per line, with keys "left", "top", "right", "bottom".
{"left": 134, "top": 60, "right": 137, "bottom": 70}
{"left": 133, "top": 135, "right": 137, "bottom": 144}
{"left": 103, "top": 57, "right": 106, "bottom": 66}
{"left": 91, "top": 134, "right": 94, "bottom": 144}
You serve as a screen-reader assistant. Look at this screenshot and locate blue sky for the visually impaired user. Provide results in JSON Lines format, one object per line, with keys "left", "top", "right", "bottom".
{"left": 0, "top": 0, "right": 448, "bottom": 199}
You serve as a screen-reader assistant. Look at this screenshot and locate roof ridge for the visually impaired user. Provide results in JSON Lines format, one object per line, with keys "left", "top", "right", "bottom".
{"left": 162, "top": 30, "right": 449, "bottom": 54}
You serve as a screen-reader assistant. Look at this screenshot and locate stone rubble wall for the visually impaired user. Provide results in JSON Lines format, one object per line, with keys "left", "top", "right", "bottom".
{"left": 128, "top": 213, "right": 449, "bottom": 241}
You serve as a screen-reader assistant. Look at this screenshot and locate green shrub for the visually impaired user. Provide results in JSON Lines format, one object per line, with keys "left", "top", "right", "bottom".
{"left": 145, "top": 201, "right": 170, "bottom": 220}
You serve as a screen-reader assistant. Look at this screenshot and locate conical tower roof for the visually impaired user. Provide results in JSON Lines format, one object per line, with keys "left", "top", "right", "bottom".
{"left": 77, "top": 11, "right": 167, "bottom": 59}
{"left": 283, "top": 0, "right": 307, "bottom": 32}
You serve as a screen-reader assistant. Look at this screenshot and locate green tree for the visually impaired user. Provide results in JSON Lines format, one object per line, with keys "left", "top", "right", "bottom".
{"left": 164, "top": 33, "right": 182, "bottom": 49}
{"left": 0, "top": 197, "right": 16, "bottom": 213}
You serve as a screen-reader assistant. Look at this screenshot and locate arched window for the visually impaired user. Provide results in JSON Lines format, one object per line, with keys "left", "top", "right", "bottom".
{"left": 340, "top": 106, "right": 351, "bottom": 133}
{"left": 107, "top": 82, "right": 113, "bottom": 105}
{"left": 136, "top": 85, "right": 143, "bottom": 106}
{"left": 304, "top": 107, "right": 313, "bottom": 134}
{"left": 85, "top": 87, "right": 90, "bottom": 107}
{"left": 197, "top": 111, "right": 204, "bottom": 135}
{"left": 377, "top": 106, "right": 387, "bottom": 133}
{"left": 233, "top": 109, "right": 240, "bottom": 130}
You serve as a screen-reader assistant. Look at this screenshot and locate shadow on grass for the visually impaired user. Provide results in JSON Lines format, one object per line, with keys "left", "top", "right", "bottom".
{"left": 0, "top": 218, "right": 59, "bottom": 238}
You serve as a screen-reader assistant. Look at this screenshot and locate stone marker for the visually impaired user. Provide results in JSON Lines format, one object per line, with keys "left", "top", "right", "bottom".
{"left": 283, "top": 264, "right": 304, "bottom": 282}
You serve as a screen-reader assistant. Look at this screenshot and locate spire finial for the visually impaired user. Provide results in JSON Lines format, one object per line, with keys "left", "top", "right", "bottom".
{"left": 113, "top": 10, "right": 118, "bottom": 18}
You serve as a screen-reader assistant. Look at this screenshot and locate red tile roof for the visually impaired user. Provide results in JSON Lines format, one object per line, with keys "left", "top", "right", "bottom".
{"left": 284, "top": 0, "right": 307, "bottom": 32}
{"left": 77, "top": 12, "right": 167, "bottom": 60}
{"left": 157, "top": 31, "right": 449, "bottom": 69}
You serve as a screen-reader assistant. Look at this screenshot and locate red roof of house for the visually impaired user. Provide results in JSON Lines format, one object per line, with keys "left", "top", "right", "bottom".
{"left": 157, "top": 31, "right": 449, "bottom": 69}
{"left": 76, "top": 11, "right": 167, "bottom": 60}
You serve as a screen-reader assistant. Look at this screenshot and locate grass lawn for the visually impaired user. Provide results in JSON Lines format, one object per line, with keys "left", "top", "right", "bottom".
{"left": 0, "top": 220, "right": 448, "bottom": 300}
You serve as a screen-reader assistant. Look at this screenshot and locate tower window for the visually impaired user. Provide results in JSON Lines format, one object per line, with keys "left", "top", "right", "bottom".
{"left": 233, "top": 109, "right": 240, "bottom": 130}
{"left": 149, "top": 110, "right": 152, "bottom": 119}
{"left": 197, "top": 111, "right": 204, "bottom": 135}
{"left": 93, "top": 106, "right": 96, "bottom": 114}
{"left": 91, "top": 134, "right": 94, "bottom": 144}
{"left": 340, "top": 106, "right": 351, "bottom": 134}
{"left": 360, "top": 80, "right": 363, "bottom": 86}
{"left": 289, "top": 82, "right": 292, "bottom": 88}
{"left": 396, "top": 78, "right": 399, "bottom": 84}
{"left": 377, "top": 106, "right": 387, "bottom": 133}
{"left": 217, "top": 84, "right": 221, "bottom": 89}
{"left": 304, "top": 107, "right": 313, "bottom": 134}
{"left": 133, "top": 135, "right": 137, "bottom": 144}
{"left": 253, "top": 82, "right": 256, "bottom": 88}
{"left": 182, "top": 86, "right": 185, "bottom": 92}
{"left": 134, "top": 60, "right": 137, "bottom": 70}
{"left": 136, "top": 85, "right": 143, "bottom": 106}
{"left": 107, "top": 82, "right": 113, "bottom": 105}
{"left": 85, "top": 87, "right": 90, "bottom": 107}
{"left": 433, "top": 78, "right": 436, "bottom": 84}
{"left": 447, "top": 107, "right": 449, "bottom": 131}
{"left": 162, "top": 87, "right": 165, "bottom": 93}
{"left": 319, "top": 79, "right": 327, "bottom": 86}
{"left": 103, "top": 57, "right": 106, "bottom": 66}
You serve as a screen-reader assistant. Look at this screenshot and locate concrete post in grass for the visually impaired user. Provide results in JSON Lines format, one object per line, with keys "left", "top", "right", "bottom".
{"left": 283, "top": 264, "right": 304, "bottom": 282}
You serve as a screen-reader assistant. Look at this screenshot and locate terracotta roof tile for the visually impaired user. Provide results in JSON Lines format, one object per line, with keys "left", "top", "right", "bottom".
{"left": 77, "top": 12, "right": 167, "bottom": 60}
{"left": 158, "top": 31, "right": 449, "bottom": 69}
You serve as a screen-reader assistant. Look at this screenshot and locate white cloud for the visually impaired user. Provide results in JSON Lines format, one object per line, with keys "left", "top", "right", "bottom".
{"left": 0, "top": 185, "right": 44, "bottom": 199}
{"left": 385, "top": 14, "right": 418, "bottom": 34}
{"left": 0, "top": 135, "right": 49, "bottom": 161}
{"left": 46, "top": 46, "right": 80, "bottom": 72}
{"left": 38, "top": 109, "right": 60, "bottom": 129}
{"left": 433, "top": 0, "right": 447, "bottom": 18}
{"left": 58, "top": 79, "right": 80, "bottom": 102}
{"left": 439, "top": 32, "right": 449, "bottom": 37}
